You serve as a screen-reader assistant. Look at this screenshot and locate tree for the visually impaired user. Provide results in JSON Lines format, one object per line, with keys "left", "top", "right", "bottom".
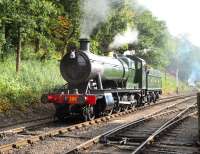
{"left": 0, "top": 19, "right": 6, "bottom": 60}
{"left": 54, "top": 0, "right": 81, "bottom": 56}
{"left": 51, "top": 16, "right": 73, "bottom": 57}
{"left": 167, "top": 36, "right": 200, "bottom": 82}
{"left": 133, "top": 10, "right": 168, "bottom": 67}
{"left": 32, "top": 1, "right": 58, "bottom": 53}
{"left": 0, "top": 0, "right": 58, "bottom": 73}
{"left": 90, "top": 2, "right": 135, "bottom": 54}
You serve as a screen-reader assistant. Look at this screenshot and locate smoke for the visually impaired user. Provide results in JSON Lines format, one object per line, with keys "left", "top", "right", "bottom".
{"left": 188, "top": 62, "right": 200, "bottom": 86}
{"left": 175, "top": 37, "right": 200, "bottom": 86}
{"left": 80, "top": 0, "right": 139, "bottom": 43}
{"left": 188, "top": 72, "right": 197, "bottom": 86}
{"left": 109, "top": 27, "right": 139, "bottom": 49}
{"left": 80, "top": 0, "right": 111, "bottom": 38}
{"left": 135, "top": 0, "right": 200, "bottom": 47}
{"left": 132, "top": 1, "right": 200, "bottom": 85}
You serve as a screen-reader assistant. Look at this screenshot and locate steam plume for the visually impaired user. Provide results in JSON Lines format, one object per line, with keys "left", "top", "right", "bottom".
{"left": 188, "top": 62, "right": 200, "bottom": 86}
{"left": 109, "top": 27, "right": 139, "bottom": 49}
{"left": 80, "top": 0, "right": 111, "bottom": 38}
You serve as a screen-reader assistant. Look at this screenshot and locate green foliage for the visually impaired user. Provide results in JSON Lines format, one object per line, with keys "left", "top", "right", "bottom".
{"left": 49, "top": 0, "right": 81, "bottom": 56}
{"left": 0, "top": 0, "right": 59, "bottom": 56}
{"left": 0, "top": 0, "right": 176, "bottom": 66}
{"left": 162, "top": 73, "right": 191, "bottom": 94}
{"left": 133, "top": 10, "right": 169, "bottom": 67}
{"left": 90, "top": 3, "right": 135, "bottom": 54}
{"left": 0, "top": 19, "right": 5, "bottom": 55}
{"left": 57, "top": 0, "right": 81, "bottom": 39}
{"left": 0, "top": 0, "right": 193, "bottom": 110}
{"left": 166, "top": 37, "right": 200, "bottom": 82}
{"left": 0, "top": 55, "right": 65, "bottom": 108}
{"left": 0, "top": 0, "right": 58, "bottom": 28}
{"left": 21, "top": 45, "right": 58, "bottom": 61}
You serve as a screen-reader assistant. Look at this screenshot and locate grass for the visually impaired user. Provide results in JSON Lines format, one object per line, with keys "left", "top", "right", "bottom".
{"left": 162, "top": 73, "right": 191, "bottom": 95}
{"left": 0, "top": 55, "right": 65, "bottom": 111}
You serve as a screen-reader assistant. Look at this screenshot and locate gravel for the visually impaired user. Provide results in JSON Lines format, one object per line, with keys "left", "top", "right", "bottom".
{"left": 143, "top": 114, "right": 199, "bottom": 154}
{"left": 13, "top": 98, "right": 195, "bottom": 154}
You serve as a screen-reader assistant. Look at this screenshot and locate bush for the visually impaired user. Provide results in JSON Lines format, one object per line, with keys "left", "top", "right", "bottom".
{"left": 162, "top": 73, "right": 191, "bottom": 94}
{"left": 0, "top": 55, "right": 65, "bottom": 109}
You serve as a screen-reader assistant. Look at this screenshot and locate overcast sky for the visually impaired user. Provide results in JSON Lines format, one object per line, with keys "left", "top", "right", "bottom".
{"left": 136, "top": 0, "right": 200, "bottom": 47}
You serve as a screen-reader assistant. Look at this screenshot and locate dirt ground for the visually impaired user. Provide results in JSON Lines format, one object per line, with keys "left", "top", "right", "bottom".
{"left": 0, "top": 103, "right": 55, "bottom": 128}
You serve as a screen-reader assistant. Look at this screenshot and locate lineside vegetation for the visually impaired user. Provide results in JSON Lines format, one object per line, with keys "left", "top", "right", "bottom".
{"left": 0, "top": 0, "right": 193, "bottom": 111}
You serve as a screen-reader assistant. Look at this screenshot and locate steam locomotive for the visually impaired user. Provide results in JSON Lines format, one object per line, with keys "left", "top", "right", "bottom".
{"left": 42, "top": 38, "right": 162, "bottom": 121}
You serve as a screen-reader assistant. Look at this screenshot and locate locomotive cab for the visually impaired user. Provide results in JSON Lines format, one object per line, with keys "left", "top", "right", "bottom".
{"left": 127, "top": 55, "right": 147, "bottom": 89}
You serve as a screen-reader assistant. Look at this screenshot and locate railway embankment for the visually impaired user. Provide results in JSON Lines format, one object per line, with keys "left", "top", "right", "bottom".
{"left": 0, "top": 103, "right": 55, "bottom": 129}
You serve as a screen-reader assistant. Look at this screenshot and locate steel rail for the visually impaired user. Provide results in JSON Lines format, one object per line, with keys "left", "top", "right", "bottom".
{"left": 66, "top": 109, "right": 179, "bottom": 154}
{"left": 99, "top": 101, "right": 191, "bottom": 144}
{"left": 65, "top": 96, "right": 195, "bottom": 154}
{"left": 0, "top": 117, "right": 55, "bottom": 138}
{"left": 132, "top": 105, "right": 197, "bottom": 154}
{"left": 0, "top": 95, "right": 194, "bottom": 153}
{"left": 0, "top": 94, "right": 185, "bottom": 137}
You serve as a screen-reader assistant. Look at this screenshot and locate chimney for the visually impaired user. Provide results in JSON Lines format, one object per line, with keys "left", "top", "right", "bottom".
{"left": 79, "top": 38, "right": 90, "bottom": 52}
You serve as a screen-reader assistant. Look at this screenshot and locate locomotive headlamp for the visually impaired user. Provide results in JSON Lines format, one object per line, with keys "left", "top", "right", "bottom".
{"left": 70, "top": 50, "right": 76, "bottom": 59}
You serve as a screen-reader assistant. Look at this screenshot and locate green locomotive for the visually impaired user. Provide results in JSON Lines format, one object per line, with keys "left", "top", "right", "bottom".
{"left": 43, "top": 38, "right": 162, "bottom": 120}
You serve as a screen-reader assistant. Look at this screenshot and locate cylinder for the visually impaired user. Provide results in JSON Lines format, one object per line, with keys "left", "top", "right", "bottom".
{"left": 197, "top": 93, "right": 200, "bottom": 142}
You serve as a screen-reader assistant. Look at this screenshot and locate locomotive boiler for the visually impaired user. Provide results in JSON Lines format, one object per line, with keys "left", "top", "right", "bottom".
{"left": 60, "top": 39, "right": 132, "bottom": 91}
{"left": 43, "top": 38, "right": 162, "bottom": 121}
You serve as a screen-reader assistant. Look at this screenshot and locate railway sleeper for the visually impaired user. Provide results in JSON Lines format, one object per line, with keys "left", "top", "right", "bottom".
{"left": 107, "top": 144, "right": 140, "bottom": 151}
{"left": 147, "top": 144, "right": 200, "bottom": 153}
{"left": 107, "top": 141, "right": 141, "bottom": 146}
{"left": 117, "top": 133, "right": 153, "bottom": 139}
{"left": 158, "top": 140, "right": 196, "bottom": 146}
{"left": 106, "top": 136, "right": 147, "bottom": 143}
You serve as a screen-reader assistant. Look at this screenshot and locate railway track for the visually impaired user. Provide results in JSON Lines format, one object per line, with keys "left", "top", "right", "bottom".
{"left": 0, "top": 116, "right": 55, "bottom": 137}
{"left": 0, "top": 94, "right": 194, "bottom": 153}
{"left": 0, "top": 94, "right": 187, "bottom": 134}
{"left": 142, "top": 112, "right": 199, "bottom": 154}
{"left": 67, "top": 96, "right": 197, "bottom": 154}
